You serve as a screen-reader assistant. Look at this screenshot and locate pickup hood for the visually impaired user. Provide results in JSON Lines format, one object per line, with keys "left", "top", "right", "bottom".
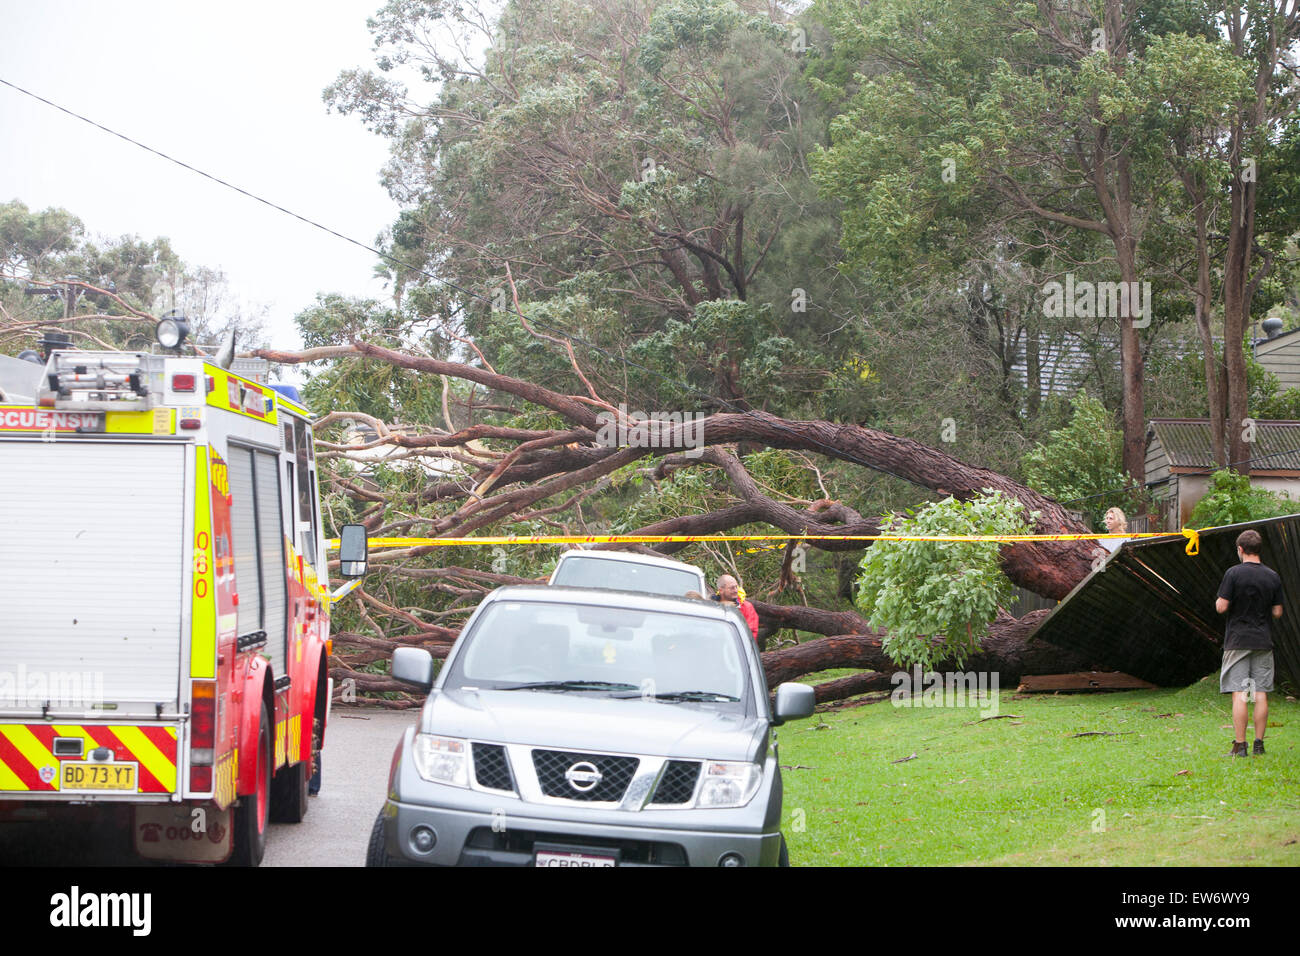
{"left": 419, "top": 688, "right": 766, "bottom": 762}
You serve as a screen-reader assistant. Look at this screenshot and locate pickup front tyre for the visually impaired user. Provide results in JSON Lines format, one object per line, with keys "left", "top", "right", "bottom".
{"left": 365, "top": 809, "right": 405, "bottom": 867}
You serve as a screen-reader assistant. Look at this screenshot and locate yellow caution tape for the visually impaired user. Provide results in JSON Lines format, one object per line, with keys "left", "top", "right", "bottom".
{"left": 326, "top": 531, "right": 1200, "bottom": 550}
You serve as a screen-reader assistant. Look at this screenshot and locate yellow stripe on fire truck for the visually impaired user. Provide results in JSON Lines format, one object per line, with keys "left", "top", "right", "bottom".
{"left": 203, "top": 364, "right": 278, "bottom": 425}
{"left": 213, "top": 749, "right": 237, "bottom": 808}
{"left": 191, "top": 445, "right": 217, "bottom": 679}
{"left": 0, "top": 724, "right": 178, "bottom": 793}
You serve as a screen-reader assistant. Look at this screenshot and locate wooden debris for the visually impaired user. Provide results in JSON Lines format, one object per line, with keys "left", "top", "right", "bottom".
{"left": 1016, "top": 671, "right": 1158, "bottom": 693}
{"left": 891, "top": 752, "right": 918, "bottom": 764}
{"left": 1069, "top": 731, "right": 1136, "bottom": 737}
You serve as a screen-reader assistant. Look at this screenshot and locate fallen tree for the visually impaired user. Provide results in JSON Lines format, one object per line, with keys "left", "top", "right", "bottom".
{"left": 255, "top": 341, "right": 1104, "bottom": 706}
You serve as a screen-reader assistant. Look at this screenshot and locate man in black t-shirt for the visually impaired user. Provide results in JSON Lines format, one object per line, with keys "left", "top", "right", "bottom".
{"left": 1215, "top": 529, "right": 1282, "bottom": 757}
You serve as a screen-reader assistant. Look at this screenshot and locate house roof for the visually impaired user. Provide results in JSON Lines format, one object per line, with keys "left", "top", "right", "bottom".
{"left": 1254, "top": 325, "right": 1300, "bottom": 352}
{"left": 1147, "top": 419, "right": 1300, "bottom": 473}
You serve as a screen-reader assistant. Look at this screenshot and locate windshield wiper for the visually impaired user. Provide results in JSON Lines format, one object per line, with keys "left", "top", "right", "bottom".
{"left": 611, "top": 689, "right": 740, "bottom": 702}
{"left": 494, "top": 680, "right": 639, "bottom": 692}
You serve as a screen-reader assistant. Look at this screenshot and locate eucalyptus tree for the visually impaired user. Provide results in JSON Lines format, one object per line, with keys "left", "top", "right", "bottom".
{"left": 809, "top": 0, "right": 1300, "bottom": 484}
{"left": 328, "top": 0, "right": 852, "bottom": 412}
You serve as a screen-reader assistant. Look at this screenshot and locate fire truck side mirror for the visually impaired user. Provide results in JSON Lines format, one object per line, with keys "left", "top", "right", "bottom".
{"left": 339, "top": 524, "right": 368, "bottom": 578}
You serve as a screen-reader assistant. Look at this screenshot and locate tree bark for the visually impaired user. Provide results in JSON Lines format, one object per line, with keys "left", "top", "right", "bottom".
{"left": 754, "top": 605, "right": 1102, "bottom": 686}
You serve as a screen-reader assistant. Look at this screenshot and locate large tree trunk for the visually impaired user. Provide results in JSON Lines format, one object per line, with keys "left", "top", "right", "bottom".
{"left": 755, "top": 605, "right": 1103, "bottom": 686}
{"left": 1222, "top": 150, "right": 1254, "bottom": 474}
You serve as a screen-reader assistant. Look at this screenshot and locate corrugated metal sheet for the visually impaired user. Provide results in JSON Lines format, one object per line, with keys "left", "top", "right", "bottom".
{"left": 1030, "top": 514, "right": 1300, "bottom": 689}
{"left": 1149, "top": 419, "right": 1300, "bottom": 471}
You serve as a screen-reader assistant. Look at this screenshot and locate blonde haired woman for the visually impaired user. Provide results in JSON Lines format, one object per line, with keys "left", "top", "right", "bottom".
{"left": 1100, "top": 507, "right": 1128, "bottom": 553}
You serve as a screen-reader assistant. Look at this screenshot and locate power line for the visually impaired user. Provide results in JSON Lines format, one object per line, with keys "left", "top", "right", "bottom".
{"left": 0, "top": 77, "right": 395, "bottom": 278}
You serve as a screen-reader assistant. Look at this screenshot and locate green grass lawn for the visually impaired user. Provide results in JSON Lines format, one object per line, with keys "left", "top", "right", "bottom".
{"left": 777, "top": 675, "right": 1300, "bottom": 866}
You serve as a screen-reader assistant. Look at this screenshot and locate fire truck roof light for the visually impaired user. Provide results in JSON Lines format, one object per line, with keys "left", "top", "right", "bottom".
{"left": 155, "top": 315, "right": 190, "bottom": 350}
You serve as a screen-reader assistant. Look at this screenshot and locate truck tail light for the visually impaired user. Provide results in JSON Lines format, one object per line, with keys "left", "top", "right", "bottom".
{"left": 190, "top": 680, "right": 216, "bottom": 792}
{"left": 172, "top": 373, "right": 196, "bottom": 392}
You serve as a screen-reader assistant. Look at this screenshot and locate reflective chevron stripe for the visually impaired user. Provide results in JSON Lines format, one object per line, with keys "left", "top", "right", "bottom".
{"left": 213, "top": 748, "right": 237, "bottom": 809}
{"left": 0, "top": 723, "right": 178, "bottom": 793}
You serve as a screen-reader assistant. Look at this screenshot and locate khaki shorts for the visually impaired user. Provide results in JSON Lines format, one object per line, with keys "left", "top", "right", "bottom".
{"left": 1220, "top": 649, "right": 1274, "bottom": 695}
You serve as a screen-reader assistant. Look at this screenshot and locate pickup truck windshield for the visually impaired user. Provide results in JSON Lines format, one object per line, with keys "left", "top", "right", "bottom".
{"left": 550, "top": 556, "right": 701, "bottom": 597}
{"left": 453, "top": 601, "right": 746, "bottom": 702}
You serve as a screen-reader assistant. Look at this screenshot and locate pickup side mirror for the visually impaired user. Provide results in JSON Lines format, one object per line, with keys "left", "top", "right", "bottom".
{"left": 339, "top": 524, "right": 368, "bottom": 578}
{"left": 392, "top": 647, "right": 435, "bottom": 692}
{"left": 772, "top": 682, "right": 816, "bottom": 725}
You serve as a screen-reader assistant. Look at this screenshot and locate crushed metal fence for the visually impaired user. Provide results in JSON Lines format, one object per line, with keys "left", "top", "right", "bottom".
{"left": 1030, "top": 514, "right": 1300, "bottom": 690}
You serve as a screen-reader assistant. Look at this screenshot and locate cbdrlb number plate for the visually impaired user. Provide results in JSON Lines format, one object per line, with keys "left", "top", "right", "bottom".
{"left": 61, "top": 761, "right": 136, "bottom": 791}
{"left": 535, "top": 846, "right": 618, "bottom": 867}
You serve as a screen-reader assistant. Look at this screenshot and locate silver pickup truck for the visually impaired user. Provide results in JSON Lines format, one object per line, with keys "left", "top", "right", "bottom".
{"left": 367, "top": 585, "right": 814, "bottom": 867}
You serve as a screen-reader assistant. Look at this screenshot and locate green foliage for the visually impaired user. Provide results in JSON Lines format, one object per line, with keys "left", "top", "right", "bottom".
{"left": 1145, "top": 343, "right": 1300, "bottom": 423}
{"left": 1247, "top": 354, "right": 1300, "bottom": 421}
{"left": 1, "top": 199, "right": 263, "bottom": 353}
{"left": 629, "top": 299, "right": 819, "bottom": 408}
{"left": 1187, "top": 470, "right": 1297, "bottom": 528}
{"left": 1020, "top": 391, "right": 1129, "bottom": 528}
{"left": 329, "top": 0, "right": 852, "bottom": 417}
{"left": 296, "top": 294, "right": 447, "bottom": 424}
{"left": 854, "top": 491, "right": 1036, "bottom": 670}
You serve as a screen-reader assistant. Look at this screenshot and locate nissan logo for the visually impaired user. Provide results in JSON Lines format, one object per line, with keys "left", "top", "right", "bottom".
{"left": 565, "top": 761, "right": 602, "bottom": 792}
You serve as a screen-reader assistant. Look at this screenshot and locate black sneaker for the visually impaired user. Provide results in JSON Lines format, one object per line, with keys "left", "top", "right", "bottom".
{"left": 1228, "top": 741, "right": 1248, "bottom": 757}
{"left": 1253, "top": 739, "right": 1265, "bottom": 756}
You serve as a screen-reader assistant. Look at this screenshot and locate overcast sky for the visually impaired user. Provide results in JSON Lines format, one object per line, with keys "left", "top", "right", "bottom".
{"left": 0, "top": 0, "right": 403, "bottom": 349}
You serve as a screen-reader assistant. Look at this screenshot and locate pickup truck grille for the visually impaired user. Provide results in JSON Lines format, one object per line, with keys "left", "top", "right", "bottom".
{"left": 532, "top": 749, "right": 639, "bottom": 802}
{"left": 472, "top": 743, "right": 515, "bottom": 792}
{"left": 650, "top": 760, "right": 700, "bottom": 804}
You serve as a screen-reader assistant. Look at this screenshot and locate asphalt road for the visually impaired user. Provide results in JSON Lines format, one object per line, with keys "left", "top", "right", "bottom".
{"left": 264, "top": 706, "right": 414, "bottom": 867}
{"left": 0, "top": 706, "right": 416, "bottom": 867}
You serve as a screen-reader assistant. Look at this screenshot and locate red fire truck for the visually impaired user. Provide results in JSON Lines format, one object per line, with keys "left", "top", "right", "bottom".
{"left": 0, "top": 325, "right": 366, "bottom": 864}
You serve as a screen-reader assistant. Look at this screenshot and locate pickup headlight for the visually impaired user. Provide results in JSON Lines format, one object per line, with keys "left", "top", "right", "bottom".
{"left": 411, "top": 734, "right": 469, "bottom": 787}
{"left": 696, "top": 761, "right": 763, "bottom": 808}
